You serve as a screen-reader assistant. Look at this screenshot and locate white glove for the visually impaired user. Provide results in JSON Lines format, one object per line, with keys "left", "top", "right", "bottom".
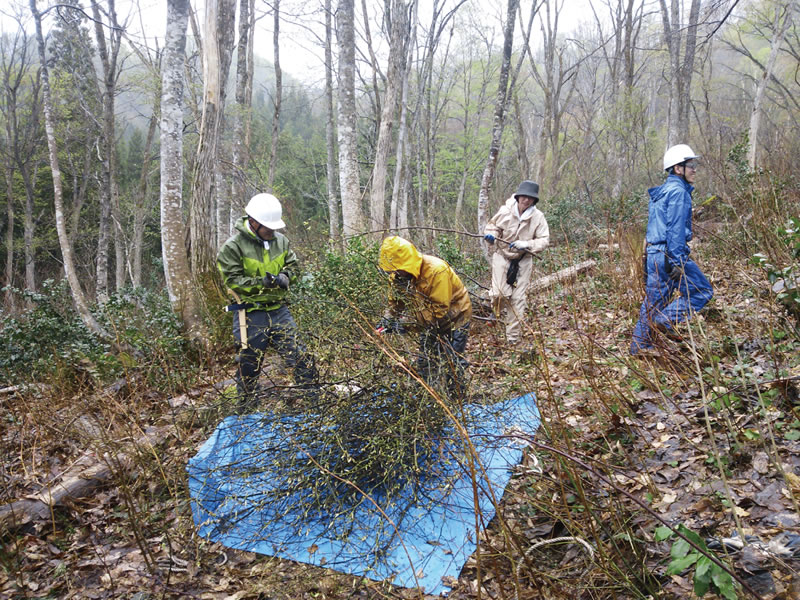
{"left": 509, "top": 239, "right": 530, "bottom": 251}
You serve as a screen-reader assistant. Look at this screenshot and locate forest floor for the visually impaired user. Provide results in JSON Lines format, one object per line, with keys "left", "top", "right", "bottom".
{"left": 2, "top": 228, "right": 800, "bottom": 599}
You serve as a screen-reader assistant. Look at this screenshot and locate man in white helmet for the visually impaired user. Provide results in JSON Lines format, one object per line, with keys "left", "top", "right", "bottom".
{"left": 630, "top": 144, "right": 714, "bottom": 355}
{"left": 217, "top": 193, "right": 317, "bottom": 411}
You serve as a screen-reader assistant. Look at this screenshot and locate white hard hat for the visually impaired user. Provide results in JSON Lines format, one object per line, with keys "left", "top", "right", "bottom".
{"left": 245, "top": 193, "right": 286, "bottom": 229}
{"left": 663, "top": 144, "right": 700, "bottom": 171}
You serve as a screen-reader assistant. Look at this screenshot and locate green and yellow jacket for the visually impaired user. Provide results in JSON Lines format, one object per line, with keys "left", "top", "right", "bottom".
{"left": 217, "top": 217, "right": 299, "bottom": 311}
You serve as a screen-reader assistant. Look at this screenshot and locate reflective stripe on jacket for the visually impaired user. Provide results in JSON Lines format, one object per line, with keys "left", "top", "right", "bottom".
{"left": 484, "top": 196, "right": 549, "bottom": 261}
{"left": 217, "top": 217, "right": 298, "bottom": 311}
{"left": 645, "top": 174, "right": 694, "bottom": 269}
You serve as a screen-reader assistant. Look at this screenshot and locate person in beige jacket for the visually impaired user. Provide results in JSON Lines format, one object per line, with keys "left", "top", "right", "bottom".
{"left": 483, "top": 180, "right": 550, "bottom": 344}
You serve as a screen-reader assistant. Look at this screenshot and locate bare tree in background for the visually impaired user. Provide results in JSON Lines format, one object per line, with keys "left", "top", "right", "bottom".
{"left": 324, "top": 0, "right": 340, "bottom": 240}
{"left": 190, "top": 0, "right": 236, "bottom": 275}
{"left": 119, "top": 19, "right": 162, "bottom": 288}
{"left": 591, "top": 0, "right": 645, "bottom": 198}
{"left": 30, "top": 0, "right": 106, "bottom": 336}
{"left": 231, "top": 0, "right": 255, "bottom": 227}
{"left": 160, "top": 0, "right": 205, "bottom": 338}
{"left": 477, "top": 0, "right": 536, "bottom": 246}
{"left": 337, "top": 0, "right": 364, "bottom": 237}
{"left": 524, "top": 0, "right": 581, "bottom": 191}
{"left": 659, "top": 0, "right": 701, "bottom": 146}
{"left": 748, "top": 0, "right": 794, "bottom": 170}
{"left": 1, "top": 19, "right": 43, "bottom": 305}
{"left": 267, "top": 0, "right": 282, "bottom": 191}
{"left": 89, "top": 0, "right": 124, "bottom": 299}
{"left": 389, "top": 0, "right": 418, "bottom": 232}
{"left": 368, "top": 0, "right": 412, "bottom": 233}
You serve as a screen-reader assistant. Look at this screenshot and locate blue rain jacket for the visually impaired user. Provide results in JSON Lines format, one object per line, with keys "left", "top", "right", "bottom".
{"left": 645, "top": 174, "right": 693, "bottom": 271}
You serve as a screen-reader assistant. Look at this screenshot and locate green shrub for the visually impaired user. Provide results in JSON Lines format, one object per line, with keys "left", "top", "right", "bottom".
{"left": 94, "top": 286, "right": 195, "bottom": 389}
{"left": 0, "top": 282, "right": 194, "bottom": 389}
{"left": 0, "top": 279, "right": 110, "bottom": 386}
{"left": 753, "top": 216, "right": 800, "bottom": 321}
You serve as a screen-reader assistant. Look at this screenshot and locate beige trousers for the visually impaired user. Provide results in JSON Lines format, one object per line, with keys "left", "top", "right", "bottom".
{"left": 489, "top": 253, "right": 533, "bottom": 344}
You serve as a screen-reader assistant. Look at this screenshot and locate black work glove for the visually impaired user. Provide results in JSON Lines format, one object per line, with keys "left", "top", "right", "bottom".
{"left": 262, "top": 272, "right": 276, "bottom": 288}
{"left": 377, "top": 317, "right": 405, "bottom": 334}
{"left": 275, "top": 272, "right": 290, "bottom": 290}
{"left": 667, "top": 261, "right": 685, "bottom": 282}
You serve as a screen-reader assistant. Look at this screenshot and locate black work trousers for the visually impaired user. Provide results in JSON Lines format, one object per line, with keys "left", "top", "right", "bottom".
{"left": 233, "top": 305, "right": 317, "bottom": 403}
{"left": 416, "top": 323, "right": 470, "bottom": 398}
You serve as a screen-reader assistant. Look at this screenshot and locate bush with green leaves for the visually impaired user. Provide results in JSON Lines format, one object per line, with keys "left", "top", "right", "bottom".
{"left": 0, "top": 279, "right": 111, "bottom": 386}
{"left": 293, "top": 237, "right": 384, "bottom": 333}
{"left": 655, "top": 524, "right": 737, "bottom": 599}
{"left": 753, "top": 216, "right": 800, "bottom": 321}
{"left": 93, "top": 286, "right": 195, "bottom": 389}
{"left": 434, "top": 234, "right": 485, "bottom": 282}
{"left": 0, "top": 282, "right": 193, "bottom": 389}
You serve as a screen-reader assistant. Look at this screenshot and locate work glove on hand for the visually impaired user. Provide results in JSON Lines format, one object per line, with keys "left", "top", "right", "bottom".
{"left": 484, "top": 234, "right": 495, "bottom": 244}
{"left": 275, "top": 272, "right": 290, "bottom": 290}
{"left": 509, "top": 240, "right": 530, "bottom": 251}
{"left": 376, "top": 317, "right": 405, "bottom": 334}
{"left": 668, "top": 262, "right": 685, "bottom": 282}
{"left": 262, "top": 272, "right": 276, "bottom": 288}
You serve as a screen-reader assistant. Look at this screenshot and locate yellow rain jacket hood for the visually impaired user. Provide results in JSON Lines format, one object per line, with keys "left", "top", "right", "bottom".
{"left": 380, "top": 236, "right": 472, "bottom": 330}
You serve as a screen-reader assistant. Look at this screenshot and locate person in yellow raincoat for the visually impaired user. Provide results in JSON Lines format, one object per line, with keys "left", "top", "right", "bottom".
{"left": 377, "top": 236, "right": 472, "bottom": 397}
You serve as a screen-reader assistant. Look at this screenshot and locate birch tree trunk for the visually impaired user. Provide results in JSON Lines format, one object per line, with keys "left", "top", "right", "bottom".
{"left": 477, "top": 0, "right": 519, "bottom": 247}
{"left": 368, "top": 0, "right": 409, "bottom": 234}
{"left": 190, "top": 0, "right": 236, "bottom": 275}
{"left": 30, "top": 0, "right": 106, "bottom": 336}
{"left": 267, "top": 0, "right": 282, "bottom": 191}
{"left": 337, "top": 0, "right": 364, "bottom": 237}
{"left": 325, "top": 0, "right": 340, "bottom": 240}
{"left": 748, "top": 1, "right": 793, "bottom": 170}
{"left": 389, "top": 0, "right": 417, "bottom": 232}
{"left": 231, "top": 0, "right": 254, "bottom": 230}
{"left": 160, "top": 0, "right": 205, "bottom": 338}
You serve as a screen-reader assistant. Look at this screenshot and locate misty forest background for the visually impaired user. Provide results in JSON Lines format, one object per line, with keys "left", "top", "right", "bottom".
{"left": 2, "top": 0, "right": 800, "bottom": 598}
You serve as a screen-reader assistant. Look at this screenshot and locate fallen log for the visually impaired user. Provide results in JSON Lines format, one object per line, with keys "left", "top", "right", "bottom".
{"left": 0, "top": 425, "right": 168, "bottom": 531}
{"left": 472, "top": 258, "right": 597, "bottom": 318}
{"left": 529, "top": 259, "right": 596, "bottom": 294}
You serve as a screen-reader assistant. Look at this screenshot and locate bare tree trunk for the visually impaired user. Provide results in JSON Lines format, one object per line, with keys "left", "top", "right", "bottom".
{"left": 231, "top": 0, "right": 254, "bottom": 232}
{"left": 659, "top": 0, "right": 701, "bottom": 146}
{"left": 337, "top": 0, "right": 364, "bottom": 237}
{"left": 512, "top": 91, "right": 529, "bottom": 177}
{"left": 190, "top": 0, "right": 236, "bottom": 276}
{"left": 132, "top": 105, "right": 158, "bottom": 287}
{"left": 161, "top": 0, "right": 205, "bottom": 339}
{"left": 3, "top": 161, "right": 14, "bottom": 309}
{"left": 68, "top": 148, "right": 93, "bottom": 247}
{"left": 90, "top": 0, "right": 123, "bottom": 301}
{"left": 30, "top": 0, "right": 106, "bottom": 336}
{"left": 748, "top": 1, "right": 793, "bottom": 170}
{"left": 390, "top": 0, "right": 416, "bottom": 232}
{"left": 268, "top": 0, "right": 282, "bottom": 191}
{"left": 368, "top": 0, "right": 410, "bottom": 234}
{"left": 477, "top": 0, "right": 519, "bottom": 249}
{"left": 325, "top": 0, "right": 340, "bottom": 240}
{"left": 22, "top": 167, "right": 35, "bottom": 293}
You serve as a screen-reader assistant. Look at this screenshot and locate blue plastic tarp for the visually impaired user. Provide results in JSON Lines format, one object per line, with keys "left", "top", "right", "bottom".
{"left": 187, "top": 393, "right": 539, "bottom": 595}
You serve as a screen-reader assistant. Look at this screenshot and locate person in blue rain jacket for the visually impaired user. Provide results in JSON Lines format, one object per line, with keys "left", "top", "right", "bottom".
{"left": 631, "top": 144, "right": 714, "bottom": 355}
